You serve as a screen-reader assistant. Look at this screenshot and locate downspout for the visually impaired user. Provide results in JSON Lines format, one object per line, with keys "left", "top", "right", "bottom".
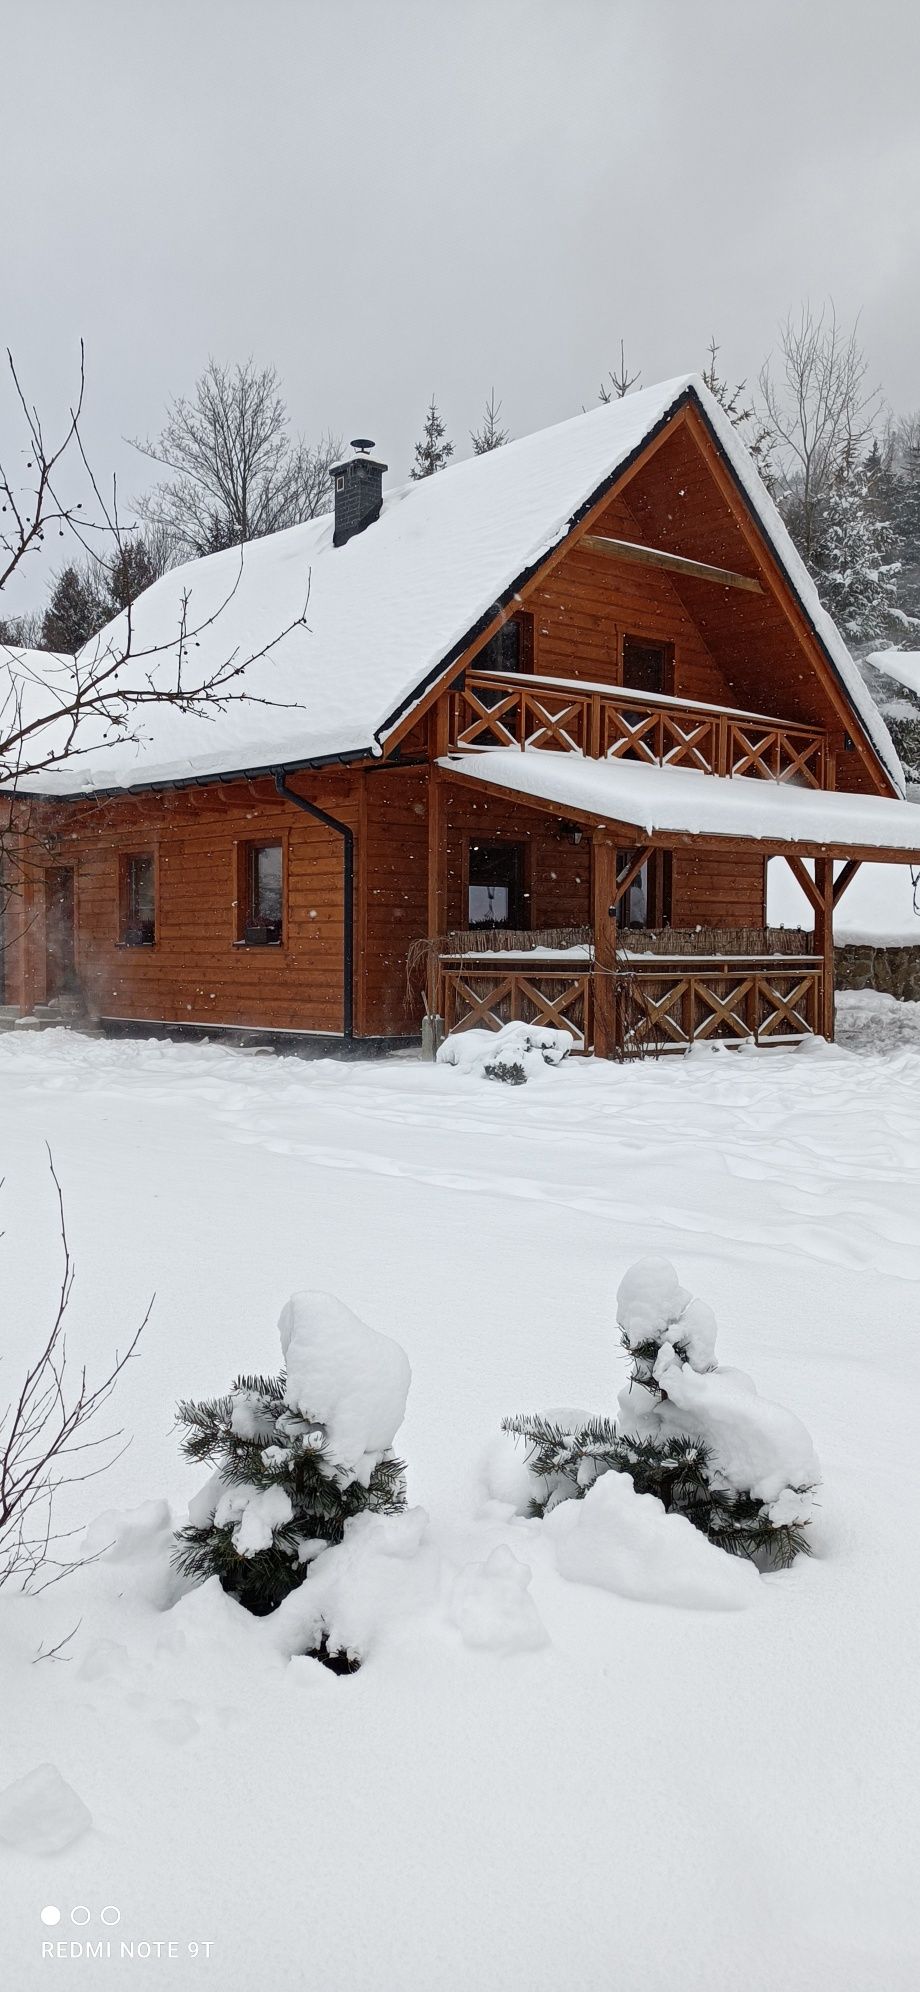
{"left": 273, "top": 771, "right": 354, "bottom": 1039}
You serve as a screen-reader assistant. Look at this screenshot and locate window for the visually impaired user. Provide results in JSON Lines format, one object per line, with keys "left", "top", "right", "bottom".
{"left": 242, "top": 841, "right": 283, "bottom": 946}
{"left": 467, "top": 842, "right": 526, "bottom": 930}
{"left": 478, "top": 612, "right": 534, "bottom": 675}
{"left": 120, "top": 853, "right": 155, "bottom": 946}
{"left": 617, "top": 849, "right": 672, "bottom": 930}
{"left": 622, "top": 637, "right": 672, "bottom": 696}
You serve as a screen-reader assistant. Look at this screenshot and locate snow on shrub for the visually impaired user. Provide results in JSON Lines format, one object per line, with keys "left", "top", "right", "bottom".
{"left": 503, "top": 1257, "right": 820, "bottom": 1569}
{"left": 172, "top": 1292, "right": 411, "bottom": 1616}
{"left": 437, "top": 1021, "right": 572, "bottom": 1083}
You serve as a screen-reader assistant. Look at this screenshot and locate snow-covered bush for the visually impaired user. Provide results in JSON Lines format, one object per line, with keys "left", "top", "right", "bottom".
{"left": 438, "top": 1021, "right": 572, "bottom": 1083}
{"left": 172, "top": 1293, "right": 411, "bottom": 1615}
{"left": 503, "top": 1257, "right": 820, "bottom": 1569}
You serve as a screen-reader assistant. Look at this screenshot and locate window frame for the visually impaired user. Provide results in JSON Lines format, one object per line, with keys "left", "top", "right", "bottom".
{"left": 117, "top": 850, "right": 157, "bottom": 949}
{"left": 476, "top": 611, "right": 535, "bottom": 676}
{"left": 620, "top": 635, "right": 675, "bottom": 698}
{"left": 465, "top": 838, "right": 529, "bottom": 932}
{"left": 234, "top": 836, "right": 286, "bottom": 948}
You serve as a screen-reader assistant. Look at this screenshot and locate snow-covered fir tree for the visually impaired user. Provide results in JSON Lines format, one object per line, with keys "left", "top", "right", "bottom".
{"left": 410, "top": 397, "right": 454, "bottom": 478}
{"left": 470, "top": 389, "right": 508, "bottom": 454}
{"left": 812, "top": 461, "right": 899, "bottom": 642}
{"left": 173, "top": 1292, "right": 411, "bottom": 1615}
{"left": 504, "top": 1257, "right": 820, "bottom": 1568}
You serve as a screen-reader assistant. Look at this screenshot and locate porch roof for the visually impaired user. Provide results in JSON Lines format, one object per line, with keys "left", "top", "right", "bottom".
{"left": 439, "top": 750, "right": 920, "bottom": 863}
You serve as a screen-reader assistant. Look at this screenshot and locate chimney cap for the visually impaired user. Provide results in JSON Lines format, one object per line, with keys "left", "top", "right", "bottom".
{"left": 350, "top": 437, "right": 376, "bottom": 454}
{"left": 329, "top": 440, "right": 388, "bottom": 478}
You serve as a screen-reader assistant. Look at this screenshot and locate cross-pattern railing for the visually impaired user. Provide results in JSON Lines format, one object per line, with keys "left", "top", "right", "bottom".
{"left": 435, "top": 949, "right": 823, "bottom": 1055}
{"left": 448, "top": 670, "right": 828, "bottom": 787}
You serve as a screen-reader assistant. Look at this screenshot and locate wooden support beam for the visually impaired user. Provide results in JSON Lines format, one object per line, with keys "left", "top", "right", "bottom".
{"left": 611, "top": 845, "right": 653, "bottom": 912}
{"left": 814, "top": 855, "right": 836, "bottom": 1041}
{"left": 582, "top": 533, "right": 764, "bottom": 595}
{"left": 426, "top": 765, "right": 448, "bottom": 1014}
{"left": 592, "top": 834, "right": 617, "bottom": 1060}
{"left": 832, "top": 858, "right": 862, "bottom": 907}
{"left": 782, "top": 854, "right": 825, "bottom": 919}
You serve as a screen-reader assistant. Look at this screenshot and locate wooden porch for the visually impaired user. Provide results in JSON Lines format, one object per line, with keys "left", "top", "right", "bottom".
{"left": 430, "top": 928, "right": 823, "bottom": 1057}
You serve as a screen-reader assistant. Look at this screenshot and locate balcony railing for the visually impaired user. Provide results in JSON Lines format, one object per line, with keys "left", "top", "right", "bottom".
{"left": 448, "top": 670, "right": 829, "bottom": 787}
{"left": 434, "top": 934, "right": 823, "bottom": 1056}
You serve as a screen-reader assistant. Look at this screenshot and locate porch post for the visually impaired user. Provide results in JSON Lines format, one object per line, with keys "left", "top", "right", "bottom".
{"left": 592, "top": 833, "right": 617, "bottom": 1058}
{"left": 426, "top": 764, "right": 448, "bottom": 1018}
{"left": 814, "top": 856, "right": 835, "bottom": 1041}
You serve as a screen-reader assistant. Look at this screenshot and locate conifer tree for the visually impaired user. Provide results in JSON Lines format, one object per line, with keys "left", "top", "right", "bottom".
{"left": 172, "top": 1293, "right": 411, "bottom": 1616}
{"left": 812, "top": 460, "right": 899, "bottom": 641}
{"left": 40, "top": 564, "right": 105, "bottom": 653}
{"left": 471, "top": 389, "right": 509, "bottom": 454}
{"left": 410, "top": 397, "right": 453, "bottom": 479}
{"left": 503, "top": 1258, "right": 818, "bottom": 1569}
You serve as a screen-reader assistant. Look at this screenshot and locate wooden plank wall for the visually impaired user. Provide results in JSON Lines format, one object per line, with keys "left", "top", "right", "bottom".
{"left": 518, "top": 491, "right": 728, "bottom": 704}
{"left": 360, "top": 768, "right": 428, "bottom": 1036}
{"left": 10, "top": 774, "right": 359, "bottom": 1033}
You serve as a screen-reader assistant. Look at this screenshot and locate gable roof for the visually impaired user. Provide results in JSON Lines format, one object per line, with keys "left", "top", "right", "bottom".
{"left": 3, "top": 376, "right": 903, "bottom": 798}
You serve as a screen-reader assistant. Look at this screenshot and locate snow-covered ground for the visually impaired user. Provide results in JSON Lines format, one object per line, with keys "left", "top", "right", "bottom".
{"left": 2, "top": 1014, "right": 920, "bottom": 1990}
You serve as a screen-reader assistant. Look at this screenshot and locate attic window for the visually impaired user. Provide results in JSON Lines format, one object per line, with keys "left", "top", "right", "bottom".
{"left": 479, "top": 612, "right": 534, "bottom": 676}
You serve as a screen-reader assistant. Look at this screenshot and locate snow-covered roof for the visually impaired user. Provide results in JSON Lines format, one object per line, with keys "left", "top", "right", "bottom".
{"left": 4, "top": 376, "right": 902, "bottom": 798}
{"left": 441, "top": 751, "right": 920, "bottom": 858}
{"left": 867, "top": 651, "right": 920, "bottom": 701}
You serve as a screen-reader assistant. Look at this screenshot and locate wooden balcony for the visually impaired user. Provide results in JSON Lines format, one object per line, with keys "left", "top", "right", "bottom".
{"left": 448, "top": 670, "right": 829, "bottom": 788}
{"left": 432, "top": 929, "right": 823, "bottom": 1056}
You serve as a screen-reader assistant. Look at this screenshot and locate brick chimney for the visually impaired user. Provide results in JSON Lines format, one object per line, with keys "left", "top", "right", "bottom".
{"left": 330, "top": 439, "right": 388, "bottom": 547}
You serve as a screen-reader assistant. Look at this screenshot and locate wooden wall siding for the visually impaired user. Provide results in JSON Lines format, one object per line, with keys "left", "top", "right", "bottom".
{"left": 360, "top": 768, "right": 429, "bottom": 1036}
{"left": 13, "top": 775, "right": 359, "bottom": 1033}
{"left": 621, "top": 421, "right": 878, "bottom": 790}
{"left": 439, "top": 784, "right": 592, "bottom": 934}
{"left": 671, "top": 849, "right": 766, "bottom": 930}
{"left": 524, "top": 491, "right": 729, "bottom": 707}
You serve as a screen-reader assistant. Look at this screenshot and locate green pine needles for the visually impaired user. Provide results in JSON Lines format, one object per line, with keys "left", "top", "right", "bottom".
{"left": 172, "top": 1371, "right": 407, "bottom": 1615}
{"left": 502, "top": 1257, "right": 818, "bottom": 1570}
{"left": 500, "top": 1412, "right": 810, "bottom": 1568}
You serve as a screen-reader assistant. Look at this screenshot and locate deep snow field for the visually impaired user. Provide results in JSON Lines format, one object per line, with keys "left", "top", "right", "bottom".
{"left": 2, "top": 1003, "right": 919, "bottom": 1991}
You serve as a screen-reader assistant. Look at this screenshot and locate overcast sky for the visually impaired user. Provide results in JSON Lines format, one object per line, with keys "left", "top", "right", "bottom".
{"left": 4, "top": 0, "right": 919, "bottom": 609}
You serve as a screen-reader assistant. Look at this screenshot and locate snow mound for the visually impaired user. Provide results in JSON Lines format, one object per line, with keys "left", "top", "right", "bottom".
{"left": 271, "top": 1508, "right": 437, "bottom": 1665}
{"left": 449, "top": 1545, "right": 548, "bottom": 1653}
{"left": 546, "top": 1473, "right": 760, "bottom": 1611}
{"left": 81, "top": 1499, "right": 172, "bottom": 1562}
{"left": 279, "top": 1291, "right": 411, "bottom": 1486}
{"left": 0, "top": 1764, "right": 93, "bottom": 1855}
{"left": 437, "top": 1021, "right": 573, "bottom": 1080}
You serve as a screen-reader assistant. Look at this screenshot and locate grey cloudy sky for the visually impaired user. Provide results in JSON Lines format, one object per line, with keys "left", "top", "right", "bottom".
{"left": 3, "top": 0, "right": 919, "bottom": 608}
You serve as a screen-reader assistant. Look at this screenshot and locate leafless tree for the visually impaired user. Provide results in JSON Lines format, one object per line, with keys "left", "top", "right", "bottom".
{"left": 0, "top": 1152, "right": 148, "bottom": 1591}
{"left": 1, "top": 347, "right": 311, "bottom": 958}
{"left": 758, "top": 305, "right": 882, "bottom": 565}
{"left": 133, "top": 357, "right": 340, "bottom": 560}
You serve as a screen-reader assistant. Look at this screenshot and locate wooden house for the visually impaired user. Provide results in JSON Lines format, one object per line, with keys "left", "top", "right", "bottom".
{"left": 5, "top": 377, "right": 920, "bottom": 1056}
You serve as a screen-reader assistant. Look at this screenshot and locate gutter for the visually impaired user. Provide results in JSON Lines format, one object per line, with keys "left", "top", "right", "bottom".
{"left": 273, "top": 770, "right": 354, "bottom": 1039}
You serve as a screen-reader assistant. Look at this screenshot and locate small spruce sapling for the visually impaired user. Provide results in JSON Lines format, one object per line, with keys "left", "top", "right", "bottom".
{"left": 503, "top": 1258, "right": 819, "bottom": 1568}
{"left": 173, "top": 1293, "right": 410, "bottom": 1614}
